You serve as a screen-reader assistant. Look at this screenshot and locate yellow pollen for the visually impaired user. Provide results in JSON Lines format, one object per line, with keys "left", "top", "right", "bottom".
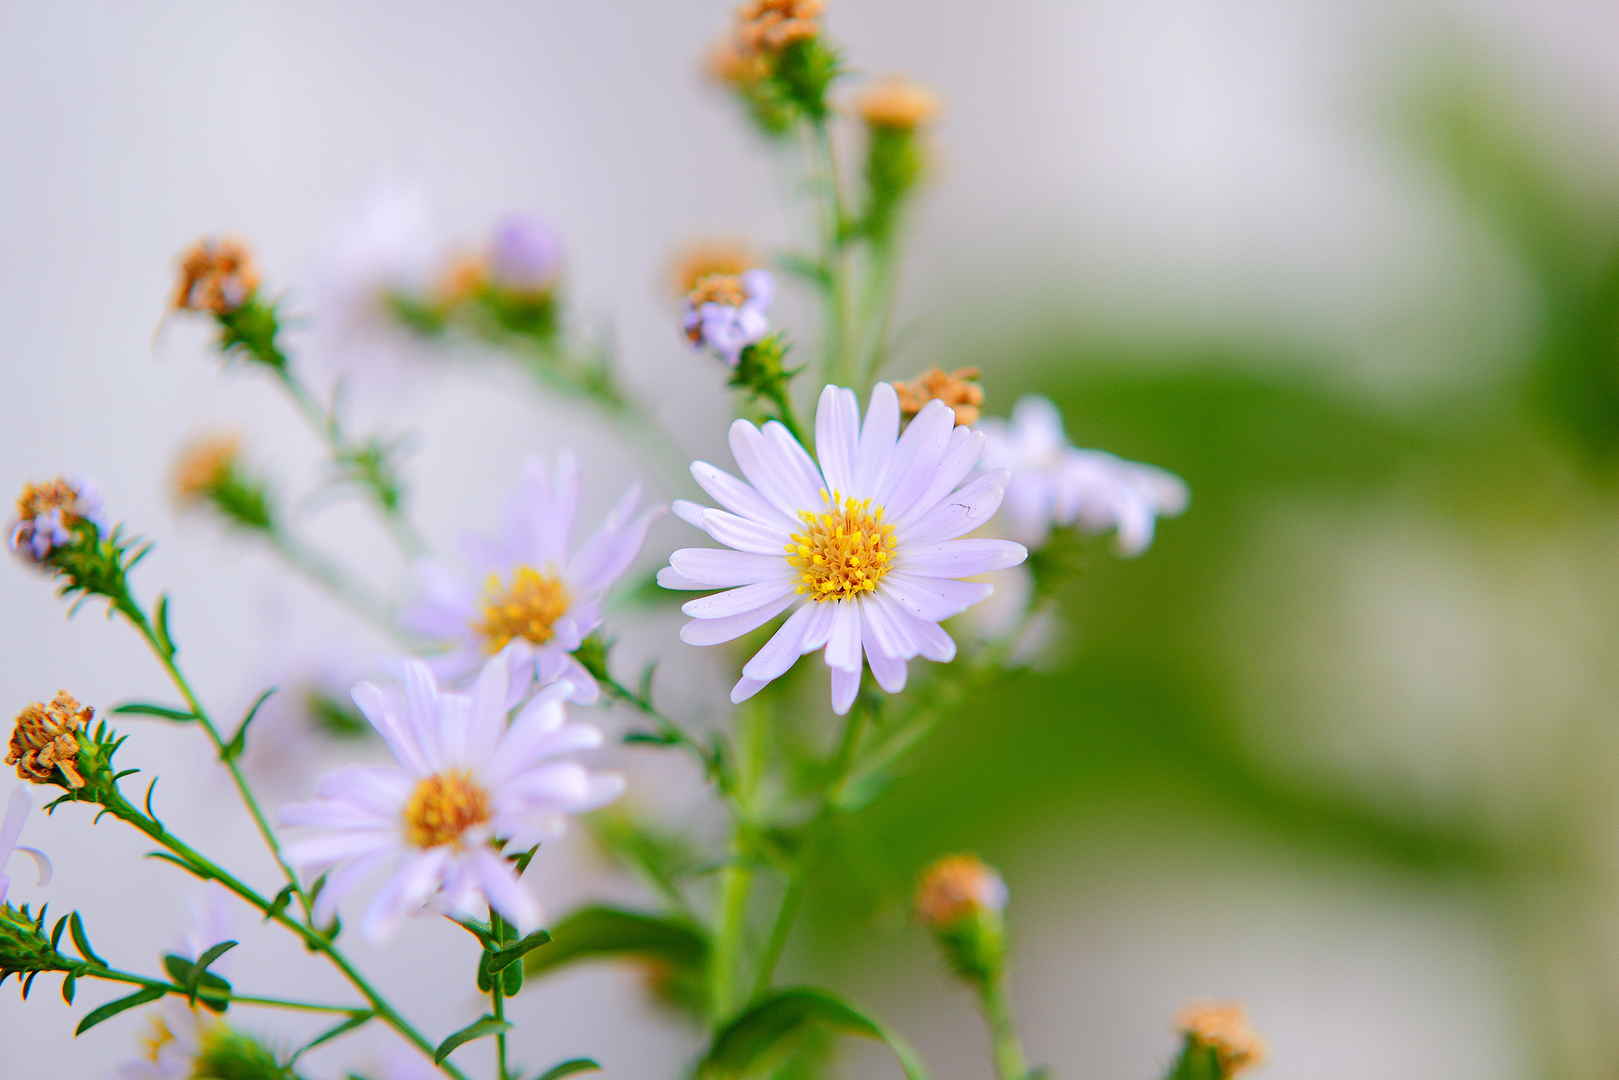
{"left": 472, "top": 566, "right": 571, "bottom": 653}
{"left": 142, "top": 1014, "right": 176, "bottom": 1063}
{"left": 403, "top": 770, "right": 493, "bottom": 850}
{"left": 786, "top": 490, "right": 896, "bottom": 603}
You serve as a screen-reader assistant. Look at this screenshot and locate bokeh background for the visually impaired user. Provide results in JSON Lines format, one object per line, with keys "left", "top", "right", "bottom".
{"left": 5, "top": 1, "right": 1619, "bottom": 1077}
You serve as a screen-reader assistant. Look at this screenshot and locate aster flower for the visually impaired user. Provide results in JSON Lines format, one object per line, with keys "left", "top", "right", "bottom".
{"left": 488, "top": 214, "right": 562, "bottom": 297}
{"left": 171, "top": 237, "right": 260, "bottom": 315}
{"left": 683, "top": 269, "right": 774, "bottom": 366}
{"left": 0, "top": 788, "right": 50, "bottom": 907}
{"left": 660, "top": 383, "right": 1027, "bottom": 714}
{"left": 8, "top": 477, "right": 105, "bottom": 562}
{"left": 978, "top": 395, "right": 1187, "bottom": 554}
{"left": 894, "top": 367, "right": 983, "bottom": 426}
{"left": 115, "top": 1000, "right": 281, "bottom": 1080}
{"left": 6, "top": 691, "right": 94, "bottom": 789}
{"left": 280, "top": 654, "right": 624, "bottom": 941}
{"left": 401, "top": 454, "right": 657, "bottom": 705}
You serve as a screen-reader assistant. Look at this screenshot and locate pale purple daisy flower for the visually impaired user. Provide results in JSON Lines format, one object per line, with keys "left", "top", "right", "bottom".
{"left": 489, "top": 214, "right": 562, "bottom": 294}
{"left": 0, "top": 787, "right": 50, "bottom": 906}
{"left": 401, "top": 454, "right": 658, "bottom": 706}
{"left": 660, "top": 383, "right": 1028, "bottom": 714}
{"left": 115, "top": 1000, "right": 223, "bottom": 1080}
{"left": 8, "top": 475, "right": 106, "bottom": 562}
{"left": 279, "top": 654, "right": 623, "bottom": 941}
{"left": 978, "top": 396, "right": 1187, "bottom": 555}
{"left": 683, "top": 268, "right": 774, "bottom": 366}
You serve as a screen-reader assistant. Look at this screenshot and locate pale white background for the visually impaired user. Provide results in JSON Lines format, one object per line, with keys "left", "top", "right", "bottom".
{"left": 3, "top": 1, "right": 1616, "bottom": 1077}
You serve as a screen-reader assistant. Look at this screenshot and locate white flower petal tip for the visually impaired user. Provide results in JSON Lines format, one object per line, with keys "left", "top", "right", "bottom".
{"left": 280, "top": 652, "right": 620, "bottom": 939}
{"left": 979, "top": 395, "right": 1187, "bottom": 554}
{"left": 664, "top": 383, "right": 1026, "bottom": 711}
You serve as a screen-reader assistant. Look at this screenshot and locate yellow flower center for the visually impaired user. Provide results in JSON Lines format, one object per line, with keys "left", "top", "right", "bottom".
{"left": 403, "top": 770, "right": 493, "bottom": 849}
{"left": 472, "top": 566, "right": 571, "bottom": 653}
{"left": 142, "top": 1014, "right": 176, "bottom": 1064}
{"left": 787, "top": 491, "right": 897, "bottom": 602}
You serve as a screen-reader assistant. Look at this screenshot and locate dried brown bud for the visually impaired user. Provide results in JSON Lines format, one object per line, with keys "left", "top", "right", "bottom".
{"left": 7, "top": 692, "right": 93, "bottom": 789}
{"left": 1177, "top": 1003, "right": 1267, "bottom": 1076}
{"left": 10, "top": 477, "right": 101, "bottom": 563}
{"left": 172, "top": 237, "right": 260, "bottom": 314}
{"left": 670, "top": 240, "right": 758, "bottom": 296}
{"left": 172, "top": 433, "right": 241, "bottom": 504}
{"left": 735, "top": 0, "right": 824, "bottom": 55}
{"left": 857, "top": 77, "right": 941, "bottom": 130}
{"left": 893, "top": 368, "right": 984, "bottom": 427}
{"left": 916, "top": 854, "right": 1007, "bottom": 928}
{"left": 687, "top": 273, "right": 751, "bottom": 309}
{"left": 705, "top": 37, "right": 771, "bottom": 87}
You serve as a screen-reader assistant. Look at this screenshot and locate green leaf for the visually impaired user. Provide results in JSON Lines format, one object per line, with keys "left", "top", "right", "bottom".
{"left": 523, "top": 906, "right": 706, "bottom": 980}
{"left": 60, "top": 972, "right": 77, "bottom": 1005}
{"left": 155, "top": 593, "right": 177, "bottom": 658}
{"left": 775, "top": 251, "right": 831, "bottom": 289}
{"left": 162, "top": 948, "right": 235, "bottom": 1012}
{"left": 74, "top": 985, "right": 165, "bottom": 1036}
{"left": 223, "top": 687, "right": 276, "bottom": 761}
{"left": 485, "top": 929, "right": 552, "bottom": 974}
{"left": 68, "top": 912, "right": 104, "bottom": 966}
{"left": 534, "top": 1059, "right": 601, "bottom": 1080}
{"left": 433, "top": 1015, "right": 511, "bottom": 1064}
{"left": 110, "top": 702, "right": 195, "bottom": 722}
{"left": 286, "top": 1011, "right": 375, "bottom": 1067}
{"left": 264, "top": 884, "right": 296, "bottom": 922}
{"left": 699, "top": 987, "right": 927, "bottom": 1080}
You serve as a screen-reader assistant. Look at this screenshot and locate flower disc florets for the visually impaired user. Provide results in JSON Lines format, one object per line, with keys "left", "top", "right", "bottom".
{"left": 474, "top": 567, "right": 572, "bottom": 653}
{"left": 172, "top": 237, "right": 260, "bottom": 315}
{"left": 788, "top": 492, "right": 896, "bottom": 602}
{"left": 894, "top": 367, "right": 982, "bottom": 427}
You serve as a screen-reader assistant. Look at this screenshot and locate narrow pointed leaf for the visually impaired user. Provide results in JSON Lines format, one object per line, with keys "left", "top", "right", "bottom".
{"left": 74, "top": 985, "right": 166, "bottom": 1036}
{"left": 111, "top": 702, "right": 195, "bottom": 722}
{"left": 68, "top": 912, "right": 104, "bottom": 966}
{"left": 287, "top": 1011, "right": 375, "bottom": 1067}
{"left": 699, "top": 987, "right": 927, "bottom": 1080}
{"left": 223, "top": 688, "right": 276, "bottom": 761}
{"left": 433, "top": 1015, "right": 511, "bottom": 1064}
{"left": 535, "top": 1059, "right": 601, "bottom": 1080}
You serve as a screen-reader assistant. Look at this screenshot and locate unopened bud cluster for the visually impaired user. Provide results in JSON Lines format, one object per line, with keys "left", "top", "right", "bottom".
{"left": 173, "top": 434, "right": 274, "bottom": 533}
{"left": 916, "top": 854, "right": 1009, "bottom": 983}
{"left": 1176, "top": 1002, "right": 1268, "bottom": 1076}
{"left": 0, "top": 905, "right": 74, "bottom": 988}
{"left": 7, "top": 692, "right": 94, "bottom": 790}
{"left": 894, "top": 367, "right": 983, "bottom": 427}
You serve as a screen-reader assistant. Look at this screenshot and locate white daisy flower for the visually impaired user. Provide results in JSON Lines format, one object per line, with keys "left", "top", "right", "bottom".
{"left": 279, "top": 654, "right": 623, "bottom": 941}
{"left": 979, "top": 395, "right": 1187, "bottom": 554}
{"left": 659, "top": 383, "right": 1028, "bottom": 714}
{"left": 0, "top": 787, "right": 50, "bottom": 906}
{"left": 115, "top": 999, "right": 222, "bottom": 1080}
{"left": 401, "top": 454, "right": 658, "bottom": 706}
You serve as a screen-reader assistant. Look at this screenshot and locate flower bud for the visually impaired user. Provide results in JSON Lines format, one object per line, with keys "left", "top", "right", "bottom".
{"left": 736, "top": 0, "right": 824, "bottom": 55}
{"left": 0, "top": 904, "right": 74, "bottom": 989}
{"left": 172, "top": 434, "right": 274, "bottom": 532}
{"left": 916, "top": 854, "right": 1008, "bottom": 983}
{"left": 7, "top": 692, "right": 94, "bottom": 789}
{"left": 488, "top": 215, "right": 562, "bottom": 298}
{"left": 893, "top": 367, "right": 983, "bottom": 427}
{"left": 856, "top": 77, "right": 940, "bottom": 132}
{"left": 684, "top": 269, "right": 774, "bottom": 366}
{"left": 1175, "top": 1002, "right": 1267, "bottom": 1076}
{"left": 858, "top": 81, "right": 938, "bottom": 243}
{"left": 172, "top": 238, "right": 260, "bottom": 315}
{"left": 9, "top": 478, "right": 105, "bottom": 564}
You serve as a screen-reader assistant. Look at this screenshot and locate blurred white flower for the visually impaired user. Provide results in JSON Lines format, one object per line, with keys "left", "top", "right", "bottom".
{"left": 302, "top": 185, "right": 441, "bottom": 388}
{"left": 979, "top": 395, "right": 1187, "bottom": 554}
{"left": 661, "top": 383, "right": 1027, "bottom": 714}
{"left": 0, "top": 787, "right": 49, "bottom": 906}
{"left": 401, "top": 454, "right": 658, "bottom": 706}
{"left": 114, "top": 1000, "right": 220, "bottom": 1080}
{"left": 280, "top": 654, "right": 623, "bottom": 941}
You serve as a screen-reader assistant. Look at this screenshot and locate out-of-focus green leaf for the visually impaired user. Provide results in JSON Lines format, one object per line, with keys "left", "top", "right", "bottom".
{"left": 699, "top": 987, "right": 926, "bottom": 1079}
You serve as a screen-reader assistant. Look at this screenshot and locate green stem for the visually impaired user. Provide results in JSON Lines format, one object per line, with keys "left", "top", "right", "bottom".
{"left": 749, "top": 869, "right": 803, "bottom": 999}
{"left": 860, "top": 235, "right": 901, "bottom": 386}
{"left": 760, "top": 381, "right": 808, "bottom": 446}
{"left": 90, "top": 966, "right": 358, "bottom": 1015}
{"left": 99, "top": 788, "right": 471, "bottom": 1080}
{"left": 489, "top": 908, "right": 510, "bottom": 1080}
{"left": 710, "top": 702, "right": 767, "bottom": 1023}
{"left": 120, "top": 598, "right": 311, "bottom": 927}
{"left": 977, "top": 971, "right": 1030, "bottom": 1080}
{"left": 809, "top": 118, "right": 855, "bottom": 386}
{"left": 272, "top": 367, "right": 427, "bottom": 558}
{"left": 594, "top": 668, "right": 727, "bottom": 792}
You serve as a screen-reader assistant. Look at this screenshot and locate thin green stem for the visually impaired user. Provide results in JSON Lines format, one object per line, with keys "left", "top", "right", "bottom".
{"left": 710, "top": 702, "right": 767, "bottom": 1023}
{"left": 489, "top": 908, "right": 510, "bottom": 1080}
{"left": 760, "top": 380, "right": 808, "bottom": 446}
{"left": 860, "top": 236, "right": 901, "bottom": 386}
{"left": 750, "top": 869, "right": 803, "bottom": 1000}
{"left": 977, "top": 971, "right": 1030, "bottom": 1080}
{"left": 808, "top": 118, "right": 855, "bottom": 386}
{"left": 595, "top": 667, "right": 727, "bottom": 792}
{"left": 99, "top": 788, "right": 471, "bottom": 1080}
{"left": 90, "top": 966, "right": 358, "bottom": 1015}
{"left": 120, "top": 599, "right": 311, "bottom": 926}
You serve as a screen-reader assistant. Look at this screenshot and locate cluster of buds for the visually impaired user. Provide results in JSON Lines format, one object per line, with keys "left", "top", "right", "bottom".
{"left": 915, "top": 853, "right": 1009, "bottom": 983}
{"left": 172, "top": 434, "right": 274, "bottom": 533}
{"left": 684, "top": 268, "right": 776, "bottom": 366}
{"left": 1175, "top": 1003, "right": 1268, "bottom": 1077}
{"left": 8, "top": 477, "right": 104, "bottom": 565}
{"left": 706, "top": 0, "right": 838, "bottom": 131}
{"left": 0, "top": 904, "right": 75, "bottom": 995}
{"left": 172, "top": 238, "right": 260, "bottom": 316}
{"left": 855, "top": 76, "right": 940, "bottom": 243}
{"left": 894, "top": 367, "right": 983, "bottom": 427}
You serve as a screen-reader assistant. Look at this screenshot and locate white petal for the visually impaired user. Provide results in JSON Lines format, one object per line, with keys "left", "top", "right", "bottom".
{"left": 312, "top": 765, "right": 413, "bottom": 817}
{"left": 854, "top": 382, "right": 900, "bottom": 499}
{"left": 760, "top": 420, "right": 826, "bottom": 509}
{"left": 10, "top": 846, "right": 50, "bottom": 889}
{"left": 284, "top": 829, "right": 398, "bottom": 874}
{"left": 472, "top": 849, "right": 541, "bottom": 934}
{"left": 361, "top": 849, "right": 449, "bottom": 942}
{"left": 312, "top": 847, "right": 391, "bottom": 927}
{"left": 671, "top": 499, "right": 706, "bottom": 527}
{"left": 738, "top": 602, "right": 829, "bottom": 687}
{"left": 891, "top": 427, "right": 985, "bottom": 527}
{"left": 881, "top": 572, "right": 994, "bottom": 621}
{"left": 829, "top": 664, "right": 861, "bottom": 715}
{"left": 568, "top": 494, "right": 660, "bottom": 595}
{"left": 691, "top": 461, "right": 798, "bottom": 531}
{"left": 352, "top": 682, "right": 431, "bottom": 775}
{"left": 891, "top": 606, "right": 957, "bottom": 662}
{"left": 896, "top": 538, "right": 1027, "bottom": 578}
{"left": 658, "top": 566, "right": 714, "bottom": 590}
{"left": 824, "top": 601, "right": 863, "bottom": 671}
{"left": 859, "top": 592, "right": 920, "bottom": 659}
{"left": 670, "top": 548, "right": 794, "bottom": 587}
{"left": 729, "top": 674, "right": 771, "bottom": 703}
{"left": 0, "top": 788, "right": 30, "bottom": 856}
{"left": 401, "top": 662, "right": 447, "bottom": 770}
{"left": 683, "top": 579, "right": 796, "bottom": 619}
{"left": 814, "top": 385, "right": 860, "bottom": 496}
{"left": 680, "top": 591, "right": 799, "bottom": 646}
{"left": 876, "top": 399, "right": 954, "bottom": 511}
{"left": 730, "top": 419, "right": 814, "bottom": 521}
{"left": 466, "top": 652, "right": 512, "bottom": 765}
{"left": 863, "top": 639, "right": 909, "bottom": 695}
{"left": 700, "top": 508, "right": 793, "bottom": 555}
{"left": 901, "top": 470, "right": 1010, "bottom": 546}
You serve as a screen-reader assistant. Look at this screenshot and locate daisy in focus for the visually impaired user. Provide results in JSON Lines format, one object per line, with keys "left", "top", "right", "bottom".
{"left": 279, "top": 654, "right": 623, "bottom": 941}
{"left": 660, "top": 382, "right": 1027, "bottom": 714}
{"left": 401, "top": 454, "right": 658, "bottom": 705}
{"left": 0, "top": 787, "right": 49, "bottom": 905}
{"left": 979, "top": 395, "right": 1187, "bottom": 554}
